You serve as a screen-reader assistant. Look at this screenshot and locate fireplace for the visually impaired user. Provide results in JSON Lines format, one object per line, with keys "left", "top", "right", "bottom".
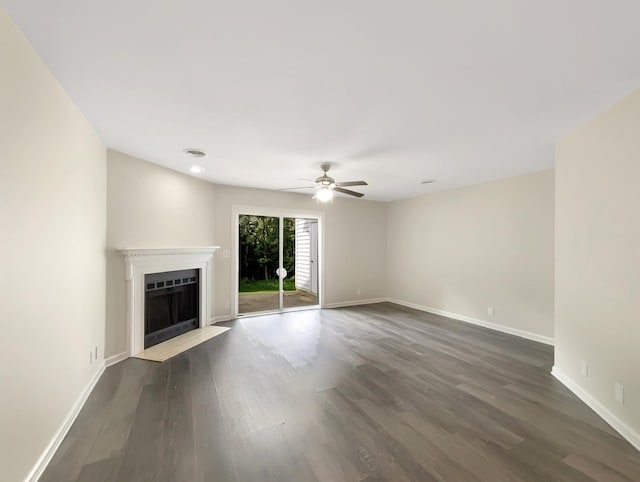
{"left": 144, "top": 269, "right": 199, "bottom": 348}
{"left": 121, "top": 247, "right": 219, "bottom": 356}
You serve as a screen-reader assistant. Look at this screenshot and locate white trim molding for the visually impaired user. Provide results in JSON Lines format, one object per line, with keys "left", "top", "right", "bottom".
{"left": 120, "top": 247, "right": 218, "bottom": 257}
{"left": 324, "top": 298, "right": 387, "bottom": 309}
{"left": 105, "top": 352, "right": 128, "bottom": 367}
{"left": 211, "top": 315, "right": 233, "bottom": 324}
{"left": 386, "top": 297, "right": 555, "bottom": 346}
{"left": 26, "top": 364, "right": 105, "bottom": 482}
{"left": 121, "top": 247, "right": 219, "bottom": 356}
{"left": 552, "top": 366, "right": 640, "bottom": 452}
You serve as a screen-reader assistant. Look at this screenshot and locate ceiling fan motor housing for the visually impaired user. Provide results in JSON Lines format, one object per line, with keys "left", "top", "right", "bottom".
{"left": 316, "top": 163, "right": 335, "bottom": 186}
{"left": 315, "top": 175, "right": 335, "bottom": 186}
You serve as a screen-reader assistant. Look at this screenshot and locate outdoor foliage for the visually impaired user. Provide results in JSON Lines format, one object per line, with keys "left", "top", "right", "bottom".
{"left": 238, "top": 215, "right": 295, "bottom": 291}
{"left": 239, "top": 278, "right": 296, "bottom": 292}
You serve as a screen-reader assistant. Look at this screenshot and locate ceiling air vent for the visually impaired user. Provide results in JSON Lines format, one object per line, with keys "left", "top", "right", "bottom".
{"left": 184, "top": 148, "right": 206, "bottom": 158}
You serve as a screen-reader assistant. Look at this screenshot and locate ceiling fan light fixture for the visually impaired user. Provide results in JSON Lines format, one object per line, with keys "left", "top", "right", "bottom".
{"left": 316, "top": 187, "right": 334, "bottom": 202}
{"left": 281, "top": 163, "right": 366, "bottom": 199}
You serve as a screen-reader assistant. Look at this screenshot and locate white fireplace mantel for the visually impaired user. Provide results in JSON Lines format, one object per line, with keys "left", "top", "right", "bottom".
{"left": 121, "top": 247, "right": 219, "bottom": 356}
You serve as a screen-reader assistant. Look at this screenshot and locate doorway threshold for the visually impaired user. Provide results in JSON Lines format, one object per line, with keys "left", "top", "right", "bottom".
{"left": 237, "top": 304, "right": 320, "bottom": 319}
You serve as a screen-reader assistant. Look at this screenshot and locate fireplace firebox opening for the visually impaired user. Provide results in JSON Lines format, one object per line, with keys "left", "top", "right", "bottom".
{"left": 144, "top": 269, "right": 199, "bottom": 348}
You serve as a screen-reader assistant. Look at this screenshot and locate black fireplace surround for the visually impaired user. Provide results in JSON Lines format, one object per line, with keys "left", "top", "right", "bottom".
{"left": 144, "top": 269, "right": 199, "bottom": 348}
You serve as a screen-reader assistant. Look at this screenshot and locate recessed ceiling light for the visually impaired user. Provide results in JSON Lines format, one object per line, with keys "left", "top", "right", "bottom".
{"left": 184, "top": 148, "right": 206, "bottom": 158}
{"left": 190, "top": 165, "right": 204, "bottom": 174}
{"left": 420, "top": 179, "right": 436, "bottom": 184}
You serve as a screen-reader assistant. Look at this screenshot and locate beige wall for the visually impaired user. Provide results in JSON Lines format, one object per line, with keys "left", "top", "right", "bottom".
{"left": 387, "top": 170, "right": 555, "bottom": 340}
{"left": 0, "top": 9, "right": 106, "bottom": 481}
{"left": 106, "top": 150, "right": 217, "bottom": 357}
{"left": 555, "top": 88, "right": 640, "bottom": 438}
{"left": 106, "top": 151, "right": 387, "bottom": 357}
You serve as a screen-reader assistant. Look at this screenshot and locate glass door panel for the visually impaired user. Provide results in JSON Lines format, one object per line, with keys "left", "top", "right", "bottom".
{"left": 238, "top": 215, "right": 280, "bottom": 314}
{"left": 282, "top": 218, "right": 319, "bottom": 309}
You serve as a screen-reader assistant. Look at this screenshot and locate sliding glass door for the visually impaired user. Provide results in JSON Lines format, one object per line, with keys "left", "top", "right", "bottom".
{"left": 237, "top": 214, "right": 319, "bottom": 315}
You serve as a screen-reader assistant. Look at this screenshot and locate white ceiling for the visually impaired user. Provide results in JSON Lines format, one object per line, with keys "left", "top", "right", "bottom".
{"left": 3, "top": 1, "right": 640, "bottom": 201}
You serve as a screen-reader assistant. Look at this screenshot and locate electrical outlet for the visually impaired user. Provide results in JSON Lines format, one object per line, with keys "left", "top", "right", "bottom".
{"left": 356, "top": 288, "right": 361, "bottom": 296}
{"left": 95, "top": 346, "right": 98, "bottom": 360}
{"left": 615, "top": 383, "right": 624, "bottom": 404}
{"left": 487, "top": 306, "right": 494, "bottom": 316}
{"left": 580, "top": 360, "right": 588, "bottom": 378}
{"left": 223, "top": 249, "right": 231, "bottom": 258}
{"left": 224, "top": 301, "right": 230, "bottom": 310}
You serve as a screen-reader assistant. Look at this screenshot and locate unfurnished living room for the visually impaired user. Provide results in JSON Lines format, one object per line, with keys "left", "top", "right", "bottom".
{"left": 1, "top": 1, "right": 640, "bottom": 481}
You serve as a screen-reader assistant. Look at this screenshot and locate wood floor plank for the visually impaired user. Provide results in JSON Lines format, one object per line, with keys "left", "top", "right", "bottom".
{"left": 83, "top": 359, "right": 156, "bottom": 466}
{"left": 115, "top": 362, "right": 170, "bottom": 481}
{"left": 76, "top": 454, "right": 123, "bottom": 482}
{"left": 564, "top": 453, "right": 632, "bottom": 482}
{"left": 160, "top": 355, "right": 196, "bottom": 481}
{"left": 41, "top": 302, "right": 640, "bottom": 481}
{"left": 188, "top": 346, "right": 237, "bottom": 482}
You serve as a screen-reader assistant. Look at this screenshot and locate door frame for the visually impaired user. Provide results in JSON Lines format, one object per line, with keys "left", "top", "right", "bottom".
{"left": 231, "top": 205, "right": 325, "bottom": 318}
{"left": 310, "top": 220, "right": 319, "bottom": 295}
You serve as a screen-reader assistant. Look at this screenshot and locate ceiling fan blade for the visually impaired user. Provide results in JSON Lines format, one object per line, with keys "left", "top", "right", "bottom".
{"left": 297, "top": 178, "right": 316, "bottom": 183}
{"left": 335, "top": 180, "right": 368, "bottom": 187}
{"left": 279, "top": 186, "right": 316, "bottom": 191}
{"left": 333, "top": 186, "right": 365, "bottom": 198}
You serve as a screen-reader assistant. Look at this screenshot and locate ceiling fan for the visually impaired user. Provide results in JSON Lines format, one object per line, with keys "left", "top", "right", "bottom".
{"left": 281, "top": 163, "right": 368, "bottom": 201}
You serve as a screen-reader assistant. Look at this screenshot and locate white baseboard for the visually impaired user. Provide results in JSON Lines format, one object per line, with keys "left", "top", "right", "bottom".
{"left": 26, "top": 363, "right": 105, "bottom": 482}
{"left": 105, "top": 352, "right": 128, "bottom": 367}
{"left": 386, "top": 297, "right": 554, "bottom": 346}
{"left": 210, "top": 315, "right": 233, "bottom": 324}
{"left": 551, "top": 366, "right": 640, "bottom": 452}
{"left": 323, "top": 298, "right": 387, "bottom": 309}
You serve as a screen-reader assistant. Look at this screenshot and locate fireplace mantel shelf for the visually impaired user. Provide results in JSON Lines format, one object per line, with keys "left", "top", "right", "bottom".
{"left": 121, "top": 247, "right": 219, "bottom": 258}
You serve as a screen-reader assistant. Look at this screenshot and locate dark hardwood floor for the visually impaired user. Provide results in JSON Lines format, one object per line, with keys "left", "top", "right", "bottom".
{"left": 41, "top": 302, "right": 640, "bottom": 481}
